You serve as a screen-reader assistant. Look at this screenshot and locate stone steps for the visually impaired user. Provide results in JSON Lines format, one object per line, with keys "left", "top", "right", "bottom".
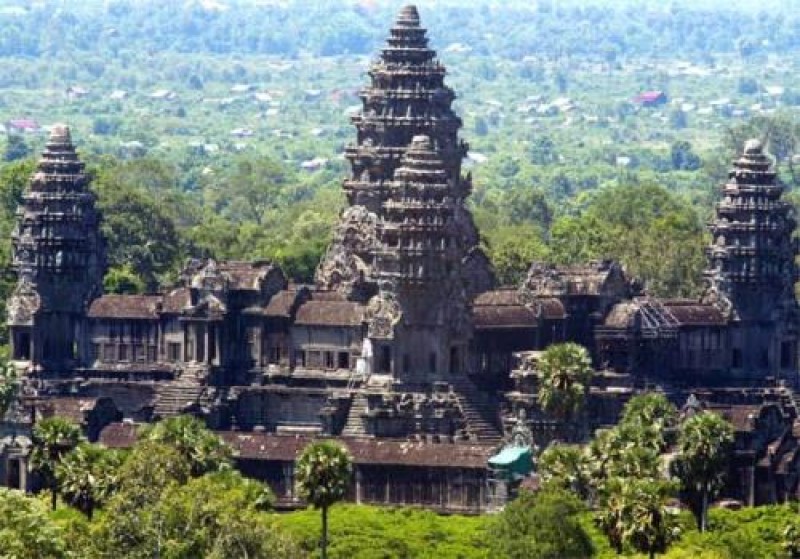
{"left": 341, "top": 394, "right": 369, "bottom": 437}
{"left": 450, "top": 377, "right": 503, "bottom": 444}
{"left": 153, "top": 382, "right": 205, "bottom": 419}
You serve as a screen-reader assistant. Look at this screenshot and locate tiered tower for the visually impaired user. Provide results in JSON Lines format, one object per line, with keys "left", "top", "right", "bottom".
{"left": 369, "top": 135, "right": 472, "bottom": 379}
{"left": 317, "top": 4, "right": 493, "bottom": 300}
{"left": 704, "top": 139, "right": 799, "bottom": 377}
{"left": 7, "top": 125, "right": 105, "bottom": 369}
{"left": 343, "top": 4, "right": 464, "bottom": 210}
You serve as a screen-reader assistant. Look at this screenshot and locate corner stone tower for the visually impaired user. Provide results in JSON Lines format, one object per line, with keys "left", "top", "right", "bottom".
{"left": 316, "top": 4, "right": 494, "bottom": 301}
{"left": 704, "top": 139, "right": 799, "bottom": 379}
{"left": 7, "top": 125, "right": 105, "bottom": 370}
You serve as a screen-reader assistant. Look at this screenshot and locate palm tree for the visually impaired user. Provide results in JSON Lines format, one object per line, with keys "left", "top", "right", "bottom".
{"left": 295, "top": 440, "right": 352, "bottom": 559}
{"left": 143, "top": 415, "right": 231, "bottom": 476}
{"left": 625, "top": 479, "right": 679, "bottom": 559}
{"left": 536, "top": 342, "right": 593, "bottom": 437}
{"left": 537, "top": 443, "right": 592, "bottom": 499}
{"left": 595, "top": 477, "right": 627, "bottom": 555}
{"left": 597, "top": 477, "right": 678, "bottom": 558}
{"left": 671, "top": 411, "right": 734, "bottom": 532}
{"left": 620, "top": 392, "right": 678, "bottom": 450}
{"left": 29, "top": 417, "right": 82, "bottom": 510}
{"left": 56, "top": 443, "right": 122, "bottom": 520}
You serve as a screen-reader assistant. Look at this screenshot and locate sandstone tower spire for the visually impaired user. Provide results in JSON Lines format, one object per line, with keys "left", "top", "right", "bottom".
{"left": 316, "top": 4, "right": 493, "bottom": 300}
{"left": 704, "top": 139, "right": 799, "bottom": 377}
{"left": 8, "top": 125, "right": 105, "bottom": 369}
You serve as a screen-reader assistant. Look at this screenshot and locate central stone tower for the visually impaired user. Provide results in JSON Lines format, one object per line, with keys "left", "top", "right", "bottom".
{"left": 316, "top": 4, "right": 493, "bottom": 305}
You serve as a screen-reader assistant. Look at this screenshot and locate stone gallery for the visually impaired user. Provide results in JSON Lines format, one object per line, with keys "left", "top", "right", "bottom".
{"left": 3, "top": 6, "right": 800, "bottom": 512}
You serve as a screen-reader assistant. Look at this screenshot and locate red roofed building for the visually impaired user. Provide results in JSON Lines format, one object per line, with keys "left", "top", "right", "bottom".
{"left": 633, "top": 90, "right": 667, "bottom": 106}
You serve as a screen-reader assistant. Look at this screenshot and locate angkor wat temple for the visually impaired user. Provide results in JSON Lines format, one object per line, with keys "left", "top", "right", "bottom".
{"left": 2, "top": 5, "right": 800, "bottom": 512}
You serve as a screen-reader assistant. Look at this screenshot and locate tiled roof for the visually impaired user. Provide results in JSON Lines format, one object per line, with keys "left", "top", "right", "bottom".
{"left": 88, "top": 295, "right": 162, "bottom": 319}
{"left": 264, "top": 289, "right": 303, "bottom": 317}
{"left": 216, "top": 260, "right": 275, "bottom": 290}
{"left": 473, "top": 289, "right": 564, "bottom": 328}
{"left": 603, "top": 302, "right": 639, "bottom": 329}
{"left": 663, "top": 302, "right": 726, "bottom": 326}
{"left": 98, "top": 422, "right": 139, "bottom": 447}
{"left": 473, "top": 305, "right": 538, "bottom": 329}
{"left": 221, "top": 432, "right": 494, "bottom": 469}
{"left": 537, "top": 298, "right": 566, "bottom": 320}
{"left": 98, "top": 428, "right": 495, "bottom": 469}
{"left": 473, "top": 289, "right": 521, "bottom": 307}
{"left": 162, "top": 288, "right": 191, "bottom": 313}
{"left": 295, "top": 300, "right": 365, "bottom": 327}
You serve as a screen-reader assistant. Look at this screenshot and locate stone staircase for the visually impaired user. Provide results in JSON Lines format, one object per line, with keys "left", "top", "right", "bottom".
{"left": 153, "top": 380, "right": 207, "bottom": 419}
{"left": 341, "top": 393, "right": 369, "bottom": 437}
{"left": 450, "top": 377, "right": 503, "bottom": 445}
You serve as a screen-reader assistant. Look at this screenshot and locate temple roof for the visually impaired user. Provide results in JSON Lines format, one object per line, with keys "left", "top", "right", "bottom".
{"left": 522, "top": 260, "right": 630, "bottom": 298}
{"left": 88, "top": 294, "right": 162, "bottom": 319}
{"left": 662, "top": 301, "right": 726, "bottom": 326}
{"left": 99, "top": 426, "right": 495, "bottom": 469}
{"left": 473, "top": 305, "right": 539, "bottom": 329}
{"left": 472, "top": 289, "right": 564, "bottom": 328}
{"left": 294, "top": 299, "right": 365, "bottom": 327}
{"left": 221, "top": 432, "right": 494, "bottom": 469}
{"left": 263, "top": 288, "right": 308, "bottom": 318}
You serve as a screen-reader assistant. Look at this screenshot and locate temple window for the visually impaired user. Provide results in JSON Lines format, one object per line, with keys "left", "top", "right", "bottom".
{"left": 732, "top": 348, "right": 743, "bottom": 368}
{"left": 379, "top": 346, "right": 391, "bottom": 374}
{"left": 13, "top": 332, "right": 31, "bottom": 360}
{"left": 781, "top": 341, "right": 795, "bottom": 369}
{"left": 103, "top": 344, "right": 114, "bottom": 362}
{"left": 307, "top": 350, "right": 323, "bottom": 368}
{"left": 324, "top": 351, "right": 335, "bottom": 370}
{"left": 118, "top": 344, "right": 128, "bottom": 362}
{"left": 450, "top": 346, "right": 460, "bottom": 373}
{"left": 338, "top": 351, "right": 350, "bottom": 369}
{"left": 90, "top": 343, "right": 99, "bottom": 363}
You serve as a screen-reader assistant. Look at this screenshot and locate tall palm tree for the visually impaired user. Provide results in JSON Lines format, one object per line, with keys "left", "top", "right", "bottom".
{"left": 56, "top": 443, "right": 122, "bottom": 520}
{"left": 143, "top": 415, "right": 231, "bottom": 476}
{"left": 620, "top": 392, "right": 678, "bottom": 450}
{"left": 537, "top": 443, "right": 592, "bottom": 499}
{"left": 295, "top": 440, "right": 352, "bottom": 559}
{"left": 671, "top": 411, "right": 734, "bottom": 532}
{"left": 536, "top": 342, "right": 593, "bottom": 438}
{"left": 625, "top": 479, "right": 679, "bottom": 559}
{"left": 597, "top": 477, "right": 678, "bottom": 558}
{"left": 29, "top": 417, "right": 82, "bottom": 510}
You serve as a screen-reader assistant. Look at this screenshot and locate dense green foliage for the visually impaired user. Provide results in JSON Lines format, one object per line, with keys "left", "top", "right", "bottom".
{"left": 276, "top": 504, "right": 490, "bottom": 559}
{"left": 489, "top": 487, "right": 594, "bottom": 559}
{"left": 0, "top": 488, "right": 67, "bottom": 559}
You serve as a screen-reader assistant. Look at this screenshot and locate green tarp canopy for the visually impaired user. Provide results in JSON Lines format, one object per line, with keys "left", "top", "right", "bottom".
{"left": 488, "top": 445, "right": 533, "bottom": 478}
